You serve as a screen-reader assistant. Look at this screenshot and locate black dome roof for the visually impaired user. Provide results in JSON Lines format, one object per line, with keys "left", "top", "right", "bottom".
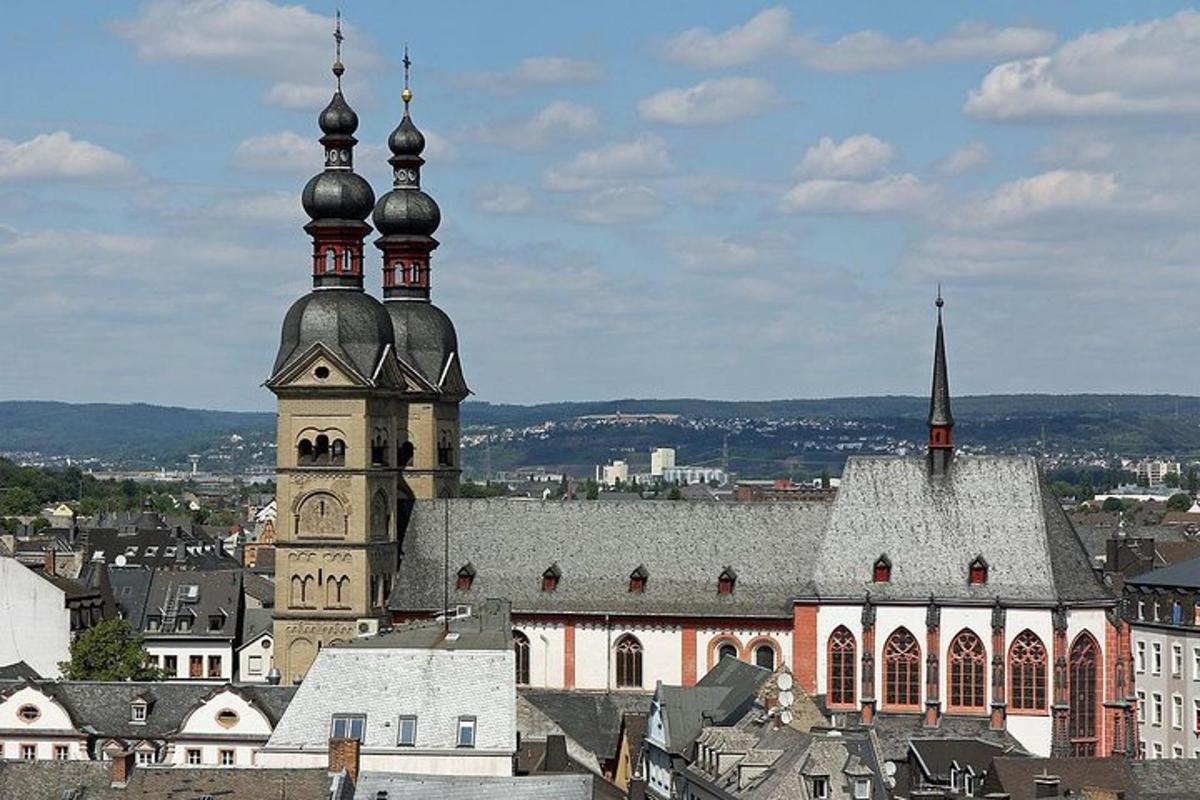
{"left": 319, "top": 92, "right": 359, "bottom": 137}
{"left": 272, "top": 290, "right": 394, "bottom": 381}
{"left": 389, "top": 115, "right": 425, "bottom": 157}
{"left": 302, "top": 170, "right": 375, "bottom": 222}
{"left": 386, "top": 300, "right": 459, "bottom": 388}
{"left": 372, "top": 188, "right": 440, "bottom": 237}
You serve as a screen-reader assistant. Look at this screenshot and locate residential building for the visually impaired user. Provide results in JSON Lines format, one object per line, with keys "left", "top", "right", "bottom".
{"left": 661, "top": 465, "right": 728, "bottom": 486}
{"left": 259, "top": 599, "right": 515, "bottom": 776}
{"left": 237, "top": 608, "right": 276, "bottom": 683}
{"left": 1125, "top": 556, "right": 1200, "bottom": 759}
{"left": 599, "top": 460, "right": 629, "bottom": 487}
{"left": 138, "top": 570, "right": 243, "bottom": 681}
{"left": 651, "top": 448, "right": 676, "bottom": 477}
{"left": 1122, "top": 458, "right": 1181, "bottom": 487}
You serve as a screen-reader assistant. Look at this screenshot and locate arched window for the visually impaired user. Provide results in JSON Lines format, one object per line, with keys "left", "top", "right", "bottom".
{"left": 513, "top": 630, "right": 530, "bottom": 686}
{"left": 1009, "top": 630, "right": 1048, "bottom": 713}
{"left": 754, "top": 644, "right": 776, "bottom": 670}
{"left": 371, "top": 433, "right": 388, "bottom": 466}
{"left": 1069, "top": 633, "right": 1100, "bottom": 755}
{"left": 324, "top": 249, "right": 336, "bottom": 273}
{"left": 828, "top": 626, "right": 857, "bottom": 708}
{"left": 330, "top": 439, "right": 346, "bottom": 465}
{"left": 884, "top": 627, "right": 921, "bottom": 710}
{"left": 947, "top": 630, "right": 987, "bottom": 712}
{"left": 342, "top": 249, "right": 353, "bottom": 272}
{"left": 717, "top": 641, "right": 738, "bottom": 662}
{"left": 411, "top": 263, "right": 421, "bottom": 284}
{"left": 314, "top": 435, "right": 330, "bottom": 462}
{"left": 615, "top": 635, "right": 643, "bottom": 688}
{"left": 297, "top": 438, "right": 314, "bottom": 464}
{"left": 289, "top": 575, "right": 304, "bottom": 607}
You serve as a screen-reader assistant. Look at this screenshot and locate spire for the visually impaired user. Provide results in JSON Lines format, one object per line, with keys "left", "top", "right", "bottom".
{"left": 927, "top": 288, "right": 954, "bottom": 476}
{"left": 300, "top": 12, "right": 374, "bottom": 289}
{"left": 402, "top": 44, "right": 413, "bottom": 113}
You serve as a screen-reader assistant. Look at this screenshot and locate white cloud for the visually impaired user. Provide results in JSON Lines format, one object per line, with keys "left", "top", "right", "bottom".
{"left": 567, "top": 185, "right": 665, "bottom": 225}
{"left": 475, "top": 101, "right": 601, "bottom": 150}
{"left": 513, "top": 57, "right": 604, "bottom": 84}
{"left": 662, "top": 7, "right": 1053, "bottom": 71}
{"left": 112, "top": 0, "right": 378, "bottom": 109}
{"left": 475, "top": 184, "right": 535, "bottom": 215}
{"left": 966, "top": 11, "right": 1200, "bottom": 120}
{"left": 956, "top": 170, "right": 1118, "bottom": 227}
{"left": 667, "top": 234, "right": 760, "bottom": 270}
{"left": 215, "top": 191, "right": 300, "bottom": 223}
{"left": 421, "top": 130, "right": 457, "bottom": 163}
{"left": 782, "top": 174, "right": 928, "bottom": 214}
{"left": 543, "top": 134, "right": 670, "bottom": 191}
{"left": 638, "top": 78, "right": 778, "bottom": 126}
{"left": 937, "top": 142, "right": 991, "bottom": 174}
{"left": 232, "top": 131, "right": 320, "bottom": 173}
{"left": 797, "top": 134, "right": 894, "bottom": 179}
{"left": 662, "top": 7, "right": 794, "bottom": 68}
{"left": 0, "top": 132, "right": 134, "bottom": 183}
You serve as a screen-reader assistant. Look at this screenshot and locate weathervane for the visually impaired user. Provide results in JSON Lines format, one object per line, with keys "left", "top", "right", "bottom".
{"left": 332, "top": 10, "right": 345, "bottom": 91}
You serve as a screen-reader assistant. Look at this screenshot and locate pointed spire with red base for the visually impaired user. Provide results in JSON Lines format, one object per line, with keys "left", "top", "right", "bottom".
{"left": 928, "top": 288, "right": 954, "bottom": 476}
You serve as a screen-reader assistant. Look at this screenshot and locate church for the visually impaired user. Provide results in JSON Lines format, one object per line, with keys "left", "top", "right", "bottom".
{"left": 268, "top": 36, "right": 1134, "bottom": 761}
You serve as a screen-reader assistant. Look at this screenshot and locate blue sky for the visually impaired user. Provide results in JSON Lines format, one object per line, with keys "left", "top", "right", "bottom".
{"left": 3, "top": 2, "right": 1200, "bottom": 410}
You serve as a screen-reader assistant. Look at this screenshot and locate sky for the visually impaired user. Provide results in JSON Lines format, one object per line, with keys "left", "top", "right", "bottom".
{"left": 3, "top": 2, "right": 1200, "bottom": 411}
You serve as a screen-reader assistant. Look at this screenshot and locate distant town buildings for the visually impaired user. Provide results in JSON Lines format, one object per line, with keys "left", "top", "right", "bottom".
{"left": 1123, "top": 458, "right": 1181, "bottom": 486}
{"left": 650, "top": 447, "right": 675, "bottom": 477}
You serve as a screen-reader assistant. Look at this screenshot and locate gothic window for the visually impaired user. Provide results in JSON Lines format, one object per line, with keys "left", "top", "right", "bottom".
{"left": 324, "top": 249, "right": 336, "bottom": 273}
{"left": 437, "top": 431, "right": 454, "bottom": 467}
{"left": 754, "top": 644, "right": 776, "bottom": 670}
{"left": 828, "top": 626, "right": 857, "bottom": 708}
{"left": 370, "top": 490, "right": 390, "bottom": 540}
{"left": 1009, "top": 630, "right": 1048, "bottom": 713}
{"left": 513, "top": 630, "right": 530, "bottom": 686}
{"left": 615, "top": 635, "right": 643, "bottom": 688}
{"left": 873, "top": 555, "right": 891, "bottom": 583}
{"left": 947, "top": 630, "right": 987, "bottom": 712}
{"left": 884, "top": 627, "right": 921, "bottom": 710}
{"left": 371, "top": 433, "right": 388, "bottom": 466}
{"left": 1069, "top": 633, "right": 1100, "bottom": 755}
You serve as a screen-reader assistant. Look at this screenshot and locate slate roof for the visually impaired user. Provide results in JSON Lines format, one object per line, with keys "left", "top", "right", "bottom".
{"left": 353, "top": 773, "right": 594, "bottom": 800}
{"left": 868, "top": 714, "right": 1027, "bottom": 763}
{"left": 1130, "top": 758, "right": 1200, "bottom": 800}
{"left": 141, "top": 569, "right": 242, "bottom": 640}
{"left": 390, "top": 499, "right": 830, "bottom": 617}
{"left": 125, "top": 766, "right": 333, "bottom": 799}
{"left": 347, "top": 598, "right": 512, "bottom": 652}
{"left": 909, "top": 738, "right": 1012, "bottom": 780}
{"left": 243, "top": 571, "right": 276, "bottom": 606}
{"left": 657, "top": 658, "right": 772, "bottom": 755}
{"left": 240, "top": 607, "right": 274, "bottom": 647}
{"left": 0, "top": 661, "right": 39, "bottom": 680}
{"left": 519, "top": 689, "right": 653, "bottom": 761}
{"left": 1125, "top": 555, "right": 1200, "bottom": 590}
{"left": 814, "top": 456, "right": 1111, "bottom": 602}
{"left": 983, "top": 756, "right": 1132, "bottom": 800}
{"left": 79, "top": 526, "right": 238, "bottom": 575}
{"left": 109, "top": 566, "right": 155, "bottom": 623}
{"left": 0, "top": 760, "right": 116, "bottom": 800}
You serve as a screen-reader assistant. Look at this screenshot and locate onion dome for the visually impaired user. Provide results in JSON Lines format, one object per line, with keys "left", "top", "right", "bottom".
{"left": 319, "top": 91, "right": 359, "bottom": 137}
{"left": 388, "top": 113, "right": 425, "bottom": 157}
{"left": 372, "top": 73, "right": 440, "bottom": 238}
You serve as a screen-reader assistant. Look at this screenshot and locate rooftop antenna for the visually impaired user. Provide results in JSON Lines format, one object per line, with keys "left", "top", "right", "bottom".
{"left": 332, "top": 10, "right": 345, "bottom": 91}
{"left": 402, "top": 44, "right": 413, "bottom": 112}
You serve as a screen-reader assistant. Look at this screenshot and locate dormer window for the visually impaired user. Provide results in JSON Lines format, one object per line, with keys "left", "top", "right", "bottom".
{"left": 130, "top": 701, "right": 148, "bottom": 724}
{"left": 456, "top": 563, "right": 476, "bottom": 591}
{"left": 629, "top": 565, "right": 648, "bottom": 594}
{"left": 718, "top": 567, "right": 737, "bottom": 595}
{"left": 208, "top": 613, "right": 225, "bottom": 633}
{"left": 542, "top": 564, "right": 561, "bottom": 593}
{"left": 811, "top": 776, "right": 829, "bottom": 800}
{"left": 969, "top": 557, "right": 988, "bottom": 585}
{"left": 176, "top": 613, "right": 194, "bottom": 633}
{"left": 873, "top": 555, "right": 891, "bottom": 583}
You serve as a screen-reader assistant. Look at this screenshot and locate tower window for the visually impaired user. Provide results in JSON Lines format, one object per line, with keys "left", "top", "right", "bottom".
{"left": 324, "top": 249, "right": 336, "bottom": 273}
{"left": 330, "top": 439, "right": 346, "bottom": 465}
{"left": 342, "top": 249, "right": 353, "bottom": 272}
{"left": 314, "top": 435, "right": 330, "bottom": 462}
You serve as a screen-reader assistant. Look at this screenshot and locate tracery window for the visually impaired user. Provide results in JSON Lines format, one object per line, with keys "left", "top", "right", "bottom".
{"left": 828, "top": 626, "right": 857, "bottom": 708}
{"left": 947, "top": 630, "right": 987, "bottom": 712}
{"left": 615, "top": 635, "right": 643, "bottom": 688}
{"left": 1009, "top": 630, "right": 1048, "bottom": 712}
{"left": 1069, "top": 633, "right": 1100, "bottom": 755}
{"left": 513, "top": 630, "right": 530, "bottom": 686}
{"left": 884, "top": 627, "right": 921, "bottom": 710}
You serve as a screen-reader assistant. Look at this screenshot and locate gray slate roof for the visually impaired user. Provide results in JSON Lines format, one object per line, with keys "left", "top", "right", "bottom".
{"left": 814, "top": 456, "right": 1110, "bottom": 602}
{"left": 1125, "top": 555, "right": 1200, "bottom": 590}
{"left": 125, "top": 766, "right": 332, "bottom": 799}
{"left": 240, "top": 607, "right": 275, "bottom": 646}
{"left": 519, "top": 689, "right": 652, "bottom": 760}
{"left": 0, "top": 760, "right": 116, "bottom": 800}
{"left": 659, "top": 658, "right": 771, "bottom": 755}
{"left": 391, "top": 499, "right": 830, "bottom": 617}
{"left": 869, "top": 714, "right": 1027, "bottom": 763}
{"left": 142, "top": 569, "right": 242, "bottom": 640}
{"left": 1130, "top": 758, "right": 1200, "bottom": 800}
{"left": 353, "top": 772, "right": 594, "bottom": 800}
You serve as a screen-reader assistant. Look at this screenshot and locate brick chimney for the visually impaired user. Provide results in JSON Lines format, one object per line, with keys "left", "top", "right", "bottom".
{"left": 328, "top": 737, "right": 361, "bottom": 783}
{"left": 110, "top": 750, "right": 136, "bottom": 786}
{"left": 43, "top": 550, "right": 55, "bottom": 574}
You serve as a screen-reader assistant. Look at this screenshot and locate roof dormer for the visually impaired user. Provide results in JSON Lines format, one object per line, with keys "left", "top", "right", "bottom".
{"left": 541, "top": 563, "right": 561, "bottom": 593}
{"left": 718, "top": 567, "right": 737, "bottom": 596}
{"left": 456, "top": 562, "right": 476, "bottom": 591}
{"left": 629, "top": 565, "right": 648, "bottom": 594}
{"left": 873, "top": 555, "right": 891, "bottom": 583}
{"left": 969, "top": 556, "right": 988, "bottom": 585}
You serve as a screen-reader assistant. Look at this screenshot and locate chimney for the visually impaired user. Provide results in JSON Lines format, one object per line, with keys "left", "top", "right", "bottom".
{"left": 328, "top": 737, "right": 361, "bottom": 784}
{"left": 43, "top": 550, "right": 56, "bottom": 574}
{"left": 1034, "top": 773, "right": 1061, "bottom": 799}
{"left": 545, "top": 734, "right": 568, "bottom": 772}
{"left": 110, "top": 750, "right": 136, "bottom": 786}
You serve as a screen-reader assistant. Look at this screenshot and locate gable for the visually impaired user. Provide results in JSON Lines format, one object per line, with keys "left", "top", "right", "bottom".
{"left": 177, "top": 689, "right": 273, "bottom": 737}
{"left": 0, "top": 685, "right": 75, "bottom": 731}
{"left": 266, "top": 344, "right": 369, "bottom": 390}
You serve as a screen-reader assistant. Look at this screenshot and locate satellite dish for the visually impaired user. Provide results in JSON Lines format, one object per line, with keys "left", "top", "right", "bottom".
{"left": 780, "top": 709, "right": 794, "bottom": 725}
{"left": 778, "top": 690, "right": 795, "bottom": 707}
{"left": 776, "top": 672, "right": 793, "bottom": 691}
{"left": 114, "top": 555, "right": 128, "bottom": 567}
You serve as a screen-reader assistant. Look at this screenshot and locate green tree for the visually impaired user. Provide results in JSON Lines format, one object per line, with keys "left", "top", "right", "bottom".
{"left": 29, "top": 516, "right": 50, "bottom": 532}
{"left": 585, "top": 480, "right": 599, "bottom": 500}
{"left": 667, "top": 487, "right": 682, "bottom": 501}
{"left": 1101, "top": 497, "right": 1124, "bottom": 513}
{"left": 1188, "top": 468, "right": 1199, "bottom": 496}
{"left": 1167, "top": 493, "right": 1192, "bottom": 512}
{"left": 59, "top": 619, "right": 161, "bottom": 681}
{"left": 1164, "top": 472, "right": 1181, "bottom": 488}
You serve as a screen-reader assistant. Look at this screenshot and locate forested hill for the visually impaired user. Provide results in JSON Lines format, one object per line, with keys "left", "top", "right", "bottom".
{"left": 4, "top": 395, "right": 1200, "bottom": 468}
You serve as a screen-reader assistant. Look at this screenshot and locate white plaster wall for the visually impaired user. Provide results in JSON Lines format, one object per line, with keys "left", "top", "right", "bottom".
{"left": 513, "top": 621, "right": 563, "bottom": 688}
{"left": 574, "top": 623, "right": 680, "bottom": 691}
{"left": 0, "top": 558, "right": 69, "bottom": 678}
{"left": 1008, "top": 714, "right": 1052, "bottom": 757}
{"left": 574, "top": 624, "right": 611, "bottom": 690}
{"left": 637, "top": 627, "right": 682, "bottom": 691}
{"left": 875, "top": 606, "right": 929, "bottom": 709}
{"left": 0, "top": 738, "right": 87, "bottom": 760}
{"left": 0, "top": 687, "right": 74, "bottom": 732}
{"left": 147, "top": 642, "right": 233, "bottom": 680}
{"left": 178, "top": 691, "right": 273, "bottom": 737}
{"left": 816, "top": 605, "right": 863, "bottom": 697}
{"left": 258, "top": 748, "right": 511, "bottom": 775}
{"left": 170, "top": 742, "right": 260, "bottom": 767}
{"left": 238, "top": 635, "right": 274, "bottom": 683}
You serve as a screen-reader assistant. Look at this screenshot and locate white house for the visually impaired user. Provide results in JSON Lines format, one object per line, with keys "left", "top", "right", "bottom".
{"left": 168, "top": 685, "right": 290, "bottom": 767}
{"left": 259, "top": 600, "right": 516, "bottom": 776}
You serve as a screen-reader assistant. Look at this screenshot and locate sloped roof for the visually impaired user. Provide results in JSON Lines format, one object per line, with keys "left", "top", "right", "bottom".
{"left": 352, "top": 773, "right": 593, "bottom": 800}
{"left": 125, "top": 766, "right": 332, "bottom": 799}
{"left": 984, "top": 756, "right": 1131, "bottom": 800}
{"left": 1130, "top": 758, "right": 1200, "bottom": 800}
{"left": 519, "top": 690, "right": 652, "bottom": 760}
{"left": 390, "top": 499, "right": 830, "bottom": 617}
{"left": 0, "top": 760, "right": 116, "bottom": 800}
{"left": 869, "top": 714, "right": 1027, "bottom": 762}
{"left": 142, "top": 569, "right": 242, "bottom": 640}
{"left": 658, "top": 658, "right": 771, "bottom": 754}
{"left": 1125, "top": 555, "right": 1200, "bottom": 590}
{"left": 814, "top": 456, "right": 1110, "bottom": 602}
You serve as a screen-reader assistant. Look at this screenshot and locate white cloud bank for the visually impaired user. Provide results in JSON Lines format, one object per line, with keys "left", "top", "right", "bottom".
{"left": 638, "top": 78, "right": 778, "bottom": 126}
{"left": 0, "top": 132, "right": 134, "bottom": 182}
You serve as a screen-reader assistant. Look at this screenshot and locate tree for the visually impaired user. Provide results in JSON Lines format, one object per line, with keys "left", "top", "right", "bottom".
{"left": 1164, "top": 472, "right": 1181, "bottom": 488}
{"left": 29, "top": 516, "right": 51, "bottom": 532}
{"left": 584, "top": 480, "right": 599, "bottom": 500}
{"left": 1101, "top": 497, "right": 1124, "bottom": 513}
{"left": 59, "top": 619, "right": 161, "bottom": 681}
{"left": 1167, "top": 493, "right": 1192, "bottom": 512}
{"left": 1188, "top": 468, "right": 1199, "bottom": 496}
{"left": 667, "top": 487, "right": 682, "bottom": 501}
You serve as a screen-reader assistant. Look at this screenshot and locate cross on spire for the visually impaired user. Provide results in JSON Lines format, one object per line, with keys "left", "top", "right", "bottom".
{"left": 402, "top": 44, "right": 413, "bottom": 112}
{"left": 332, "top": 10, "right": 345, "bottom": 91}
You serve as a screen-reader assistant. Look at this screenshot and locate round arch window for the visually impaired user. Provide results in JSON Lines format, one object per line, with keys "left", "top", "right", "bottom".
{"left": 754, "top": 644, "right": 776, "bottom": 670}
{"left": 17, "top": 704, "right": 39, "bottom": 723}
{"left": 215, "top": 709, "right": 240, "bottom": 728}
{"left": 717, "top": 642, "right": 738, "bottom": 662}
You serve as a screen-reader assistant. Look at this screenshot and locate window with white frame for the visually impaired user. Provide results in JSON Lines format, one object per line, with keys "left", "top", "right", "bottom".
{"left": 1194, "top": 698, "right": 1200, "bottom": 733}
{"left": 853, "top": 778, "right": 871, "bottom": 800}
{"left": 219, "top": 749, "right": 234, "bottom": 766}
{"left": 1193, "top": 647, "right": 1200, "bottom": 680}
{"left": 456, "top": 716, "right": 476, "bottom": 748}
{"left": 1153, "top": 741, "right": 1163, "bottom": 759}
{"left": 812, "top": 776, "right": 830, "bottom": 800}
{"left": 398, "top": 716, "right": 417, "bottom": 746}
{"left": 21, "top": 745, "right": 35, "bottom": 761}
{"left": 1137, "top": 691, "right": 1146, "bottom": 723}
{"left": 1172, "top": 644, "right": 1183, "bottom": 676}
{"left": 1153, "top": 643, "right": 1163, "bottom": 675}
{"left": 136, "top": 750, "right": 154, "bottom": 766}
{"left": 248, "top": 655, "right": 263, "bottom": 675}
{"left": 1173, "top": 694, "right": 1184, "bottom": 729}
{"left": 54, "top": 745, "right": 69, "bottom": 761}
{"left": 330, "top": 714, "right": 365, "bottom": 741}
{"left": 1136, "top": 641, "right": 1146, "bottom": 673}
{"left": 1173, "top": 744, "right": 1184, "bottom": 759}
{"left": 1153, "top": 692, "right": 1163, "bottom": 725}
{"left": 186, "top": 749, "right": 201, "bottom": 765}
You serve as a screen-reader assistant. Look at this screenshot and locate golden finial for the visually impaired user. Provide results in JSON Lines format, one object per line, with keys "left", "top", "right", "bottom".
{"left": 402, "top": 44, "right": 413, "bottom": 110}
{"left": 332, "top": 10, "right": 345, "bottom": 91}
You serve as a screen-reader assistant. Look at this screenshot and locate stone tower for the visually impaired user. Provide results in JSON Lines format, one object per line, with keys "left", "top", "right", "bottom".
{"left": 266, "top": 24, "right": 403, "bottom": 683}
{"left": 372, "top": 51, "right": 469, "bottom": 500}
